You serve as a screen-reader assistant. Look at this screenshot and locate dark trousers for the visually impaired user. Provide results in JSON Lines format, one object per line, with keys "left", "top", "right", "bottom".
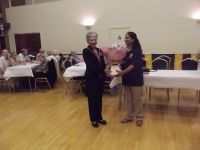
{"left": 86, "top": 78, "right": 104, "bottom": 122}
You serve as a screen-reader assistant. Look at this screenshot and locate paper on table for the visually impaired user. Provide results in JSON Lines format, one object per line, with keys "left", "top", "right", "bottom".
{"left": 111, "top": 65, "right": 121, "bottom": 76}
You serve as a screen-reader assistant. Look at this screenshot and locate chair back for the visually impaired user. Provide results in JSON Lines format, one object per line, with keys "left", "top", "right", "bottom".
{"left": 157, "top": 55, "right": 171, "bottom": 69}
{"left": 152, "top": 57, "right": 168, "bottom": 70}
{"left": 59, "top": 53, "right": 64, "bottom": 70}
{"left": 63, "top": 59, "right": 72, "bottom": 69}
{"left": 47, "top": 59, "right": 57, "bottom": 88}
{"left": 181, "top": 58, "right": 198, "bottom": 70}
{"left": 71, "top": 58, "right": 78, "bottom": 65}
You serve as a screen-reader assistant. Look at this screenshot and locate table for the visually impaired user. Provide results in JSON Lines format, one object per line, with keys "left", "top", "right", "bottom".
{"left": 63, "top": 64, "right": 200, "bottom": 90}
{"left": 63, "top": 62, "right": 86, "bottom": 95}
{"left": 144, "top": 70, "right": 200, "bottom": 90}
{"left": 3, "top": 63, "right": 39, "bottom": 91}
{"left": 112, "top": 70, "right": 200, "bottom": 90}
{"left": 63, "top": 66, "right": 200, "bottom": 105}
{"left": 4, "top": 63, "right": 39, "bottom": 78}
{"left": 112, "top": 70, "right": 200, "bottom": 109}
{"left": 63, "top": 62, "right": 86, "bottom": 81}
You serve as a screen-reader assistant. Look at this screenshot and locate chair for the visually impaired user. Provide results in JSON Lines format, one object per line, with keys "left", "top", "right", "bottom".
{"left": 63, "top": 59, "right": 72, "bottom": 70}
{"left": 59, "top": 53, "right": 64, "bottom": 70}
{"left": 65, "top": 60, "right": 84, "bottom": 95}
{"left": 66, "top": 76, "right": 84, "bottom": 95}
{"left": 181, "top": 58, "right": 197, "bottom": 70}
{"left": 178, "top": 58, "right": 198, "bottom": 102}
{"left": 47, "top": 59, "right": 58, "bottom": 88}
{"left": 0, "top": 78, "right": 11, "bottom": 92}
{"left": 34, "top": 59, "right": 57, "bottom": 90}
{"left": 63, "top": 59, "right": 84, "bottom": 95}
{"left": 157, "top": 55, "right": 171, "bottom": 69}
{"left": 152, "top": 57, "right": 169, "bottom": 70}
{"left": 35, "top": 77, "right": 51, "bottom": 89}
{"left": 149, "top": 57, "right": 170, "bottom": 101}
{"left": 141, "top": 58, "right": 149, "bottom": 94}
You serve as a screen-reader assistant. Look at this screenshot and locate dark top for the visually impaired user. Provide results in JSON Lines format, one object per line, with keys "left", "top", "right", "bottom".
{"left": 83, "top": 46, "right": 106, "bottom": 80}
{"left": 120, "top": 47, "right": 144, "bottom": 86}
{"left": 34, "top": 61, "right": 48, "bottom": 73}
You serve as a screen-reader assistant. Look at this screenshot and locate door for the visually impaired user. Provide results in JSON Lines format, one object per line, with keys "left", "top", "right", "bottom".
{"left": 15, "top": 33, "right": 41, "bottom": 56}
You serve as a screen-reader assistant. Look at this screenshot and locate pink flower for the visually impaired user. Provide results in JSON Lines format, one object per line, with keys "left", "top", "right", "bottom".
{"left": 102, "top": 46, "right": 127, "bottom": 64}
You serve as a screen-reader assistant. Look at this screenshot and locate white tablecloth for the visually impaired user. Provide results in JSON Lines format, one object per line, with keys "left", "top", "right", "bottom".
{"left": 63, "top": 63, "right": 119, "bottom": 79}
{"left": 3, "top": 63, "right": 39, "bottom": 79}
{"left": 111, "top": 70, "right": 200, "bottom": 90}
{"left": 144, "top": 70, "right": 200, "bottom": 90}
{"left": 63, "top": 65, "right": 200, "bottom": 90}
{"left": 63, "top": 62, "right": 86, "bottom": 81}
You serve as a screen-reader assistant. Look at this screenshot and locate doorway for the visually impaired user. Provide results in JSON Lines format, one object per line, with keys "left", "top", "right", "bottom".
{"left": 15, "top": 33, "right": 41, "bottom": 56}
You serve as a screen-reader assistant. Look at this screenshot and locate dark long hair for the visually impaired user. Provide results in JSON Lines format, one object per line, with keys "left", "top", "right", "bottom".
{"left": 126, "top": 32, "right": 142, "bottom": 52}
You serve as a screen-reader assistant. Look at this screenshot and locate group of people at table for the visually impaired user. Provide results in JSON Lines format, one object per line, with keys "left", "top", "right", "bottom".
{"left": 0, "top": 48, "right": 58, "bottom": 91}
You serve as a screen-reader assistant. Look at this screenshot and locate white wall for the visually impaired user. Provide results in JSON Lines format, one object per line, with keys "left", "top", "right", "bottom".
{"left": 6, "top": 0, "right": 200, "bottom": 54}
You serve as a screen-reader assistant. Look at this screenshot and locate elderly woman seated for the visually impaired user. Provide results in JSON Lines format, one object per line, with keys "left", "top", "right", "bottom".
{"left": 69, "top": 51, "right": 82, "bottom": 65}
{"left": 33, "top": 54, "right": 48, "bottom": 77}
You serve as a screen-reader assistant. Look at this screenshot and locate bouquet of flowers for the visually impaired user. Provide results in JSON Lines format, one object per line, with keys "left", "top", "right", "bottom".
{"left": 102, "top": 45, "right": 127, "bottom": 65}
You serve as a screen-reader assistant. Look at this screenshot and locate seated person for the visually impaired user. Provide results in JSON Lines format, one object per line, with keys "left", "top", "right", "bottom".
{"left": 33, "top": 54, "right": 48, "bottom": 77}
{"left": 10, "top": 51, "right": 17, "bottom": 63}
{"left": 0, "top": 49, "right": 16, "bottom": 90}
{"left": 69, "top": 51, "right": 82, "bottom": 65}
{"left": 0, "top": 49, "right": 15, "bottom": 79}
{"left": 52, "top": 49, "right": 61, "bottom": 62}
{"left": 36, "top": 48, "right": 48, "bottom": 61}
{"left": 16, "top": 49, "right": 30, "bottom": 64}
{"left": 47, "top": 50, "right": 60, "bottom": 61}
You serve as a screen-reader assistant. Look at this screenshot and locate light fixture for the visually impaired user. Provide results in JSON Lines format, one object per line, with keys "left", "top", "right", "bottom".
{"left": 192, "top": 11, "right": 200, "bottom": 24}
{"left": 82, "top": 17, "right": 95, "bottom": 29}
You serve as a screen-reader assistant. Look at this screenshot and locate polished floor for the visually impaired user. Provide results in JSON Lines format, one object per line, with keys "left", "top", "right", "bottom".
{"left": 0, "top": 81, "right": 200, "bottom": 150}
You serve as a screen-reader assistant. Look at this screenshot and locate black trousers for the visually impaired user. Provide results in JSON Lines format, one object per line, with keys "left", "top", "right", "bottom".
{"left": 86, "top": 78, "right": 104, "bottom": 122}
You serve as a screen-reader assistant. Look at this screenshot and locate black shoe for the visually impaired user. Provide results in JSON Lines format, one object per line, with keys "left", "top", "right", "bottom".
{"left": 91, "top": 122, "right": 99, "bottom": 128}
{"left": 98, "top": 120, "right": 107, "bottom": 125}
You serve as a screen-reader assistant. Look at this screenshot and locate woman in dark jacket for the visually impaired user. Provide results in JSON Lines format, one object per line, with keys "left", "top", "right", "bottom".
{"left": 83, "top": 32, "right": 109, "bottom": 128}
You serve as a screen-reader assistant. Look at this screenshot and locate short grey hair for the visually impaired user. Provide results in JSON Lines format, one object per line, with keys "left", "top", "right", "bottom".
{"left": 86, "top": 32, "right": 98, "bottom": 41}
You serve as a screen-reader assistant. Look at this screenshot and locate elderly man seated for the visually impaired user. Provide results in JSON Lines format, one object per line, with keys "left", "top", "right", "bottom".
{"left": 0, "top": 49, "right": 15, "bottom": 78}
{"left": 16, "top": 48, "right": 30, "bottom": 64}
{"left": 0, "top": 49, "right": 16, "bottom": 90}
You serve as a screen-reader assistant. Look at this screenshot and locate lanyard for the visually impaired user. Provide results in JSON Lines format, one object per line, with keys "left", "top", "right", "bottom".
{"left": 87, "top": 48, "right": 101, "bottom": 61}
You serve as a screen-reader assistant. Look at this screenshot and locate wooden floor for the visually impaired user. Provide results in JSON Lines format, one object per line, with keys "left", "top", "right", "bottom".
{"left": 0, "top": 81, "right": 200, "bottom": 150}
